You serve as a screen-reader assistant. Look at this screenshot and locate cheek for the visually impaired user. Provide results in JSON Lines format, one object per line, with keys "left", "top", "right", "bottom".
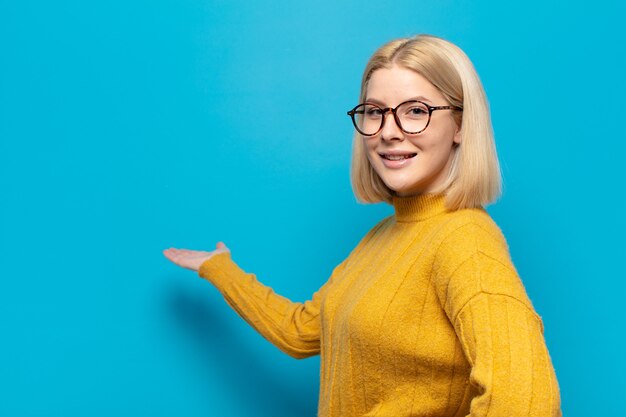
{"left": 364, "top": 140, "right": 379, "bottom": 161}
{"left": 417, "top": 131, "right": 457, "bottom": 159}
{"left": 430, "top": 141, "right": 453, "bottom": 158}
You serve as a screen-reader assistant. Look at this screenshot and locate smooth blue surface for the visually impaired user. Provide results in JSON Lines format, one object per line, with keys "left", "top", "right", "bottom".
{"left": 1, "top": 0, "right": 624, "bottom": 415}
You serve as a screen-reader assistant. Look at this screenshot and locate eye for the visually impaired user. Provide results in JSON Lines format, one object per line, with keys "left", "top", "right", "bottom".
{"left": 365, "top": 106, "right": 383, "bottom": 118}
{"left": 405, "top": 106, "right": 428, "bottom": 118}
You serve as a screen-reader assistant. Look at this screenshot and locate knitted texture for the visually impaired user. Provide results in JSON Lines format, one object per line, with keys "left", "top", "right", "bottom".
{"left": 198, "top": 193, "right": 561, "bottom": 416}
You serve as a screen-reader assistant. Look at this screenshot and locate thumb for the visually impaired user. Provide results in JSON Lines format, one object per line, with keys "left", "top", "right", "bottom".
{"left": 216, "top": 241, "right": 227, "bottom": 250}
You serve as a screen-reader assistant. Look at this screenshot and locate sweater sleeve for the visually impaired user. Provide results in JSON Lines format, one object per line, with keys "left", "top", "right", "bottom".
{"left": 197, "top": 252, "right": 346, "bottom": 359}
{"left": 454, "top": 288, "right": 562, "bottom": 416}
{"left": 433, "top": 220, "right": 562, "bottom": 416}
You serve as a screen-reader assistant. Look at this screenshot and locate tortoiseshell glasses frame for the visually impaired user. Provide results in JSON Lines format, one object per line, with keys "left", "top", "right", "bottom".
{"left": 346, "top": 100, "right": 462, "bottom": 136}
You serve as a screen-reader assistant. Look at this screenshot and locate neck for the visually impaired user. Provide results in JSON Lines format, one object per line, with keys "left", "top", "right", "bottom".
{"left": 392, "top": 193, "right": 449, "bottom": 222}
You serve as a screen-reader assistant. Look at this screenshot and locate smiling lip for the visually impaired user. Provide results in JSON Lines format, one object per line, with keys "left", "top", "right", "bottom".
{"left": 379, "top": 151, "right": 417, "bottom": 169}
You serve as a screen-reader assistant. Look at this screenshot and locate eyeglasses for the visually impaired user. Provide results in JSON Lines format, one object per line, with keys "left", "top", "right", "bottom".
{"left": 346, "top": 100, "right": 462, "bottom": 136}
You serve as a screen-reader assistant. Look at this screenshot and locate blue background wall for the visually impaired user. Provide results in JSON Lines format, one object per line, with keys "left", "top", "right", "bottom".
{"left": 1, "top": 0, "right": 624, "bottom": 415}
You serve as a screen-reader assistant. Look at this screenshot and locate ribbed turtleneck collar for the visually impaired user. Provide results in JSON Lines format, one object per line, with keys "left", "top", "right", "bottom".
{"left": 392, "top": 193, "right": 449, "bottom": 223}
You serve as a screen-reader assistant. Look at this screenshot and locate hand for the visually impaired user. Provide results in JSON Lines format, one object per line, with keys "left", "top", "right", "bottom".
{"left": 163, "top": 242, "right": 230, "bottom": 272}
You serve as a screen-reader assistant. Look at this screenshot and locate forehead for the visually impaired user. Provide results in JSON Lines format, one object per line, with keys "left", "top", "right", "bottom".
{"left": 365, "top": 65, "right": 444, "bottom": 104}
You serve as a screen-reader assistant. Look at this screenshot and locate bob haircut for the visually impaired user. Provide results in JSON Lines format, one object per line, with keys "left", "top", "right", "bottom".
{"left": 351, "top": 34, "right": 501, "bottom": 210}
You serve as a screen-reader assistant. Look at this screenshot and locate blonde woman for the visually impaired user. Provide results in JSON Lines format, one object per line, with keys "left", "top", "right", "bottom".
{"left": 164, "top": 34, "right": 561, "bottom": 416}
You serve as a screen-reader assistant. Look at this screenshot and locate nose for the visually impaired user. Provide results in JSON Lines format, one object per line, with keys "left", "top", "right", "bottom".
{"left": 379, "top": 111, "right": 404, "bottom": 141}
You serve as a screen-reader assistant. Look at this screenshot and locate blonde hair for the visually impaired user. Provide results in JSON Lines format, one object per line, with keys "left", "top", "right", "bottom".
{"left": 350, "top": 34, "right": 501, "bottom": 210}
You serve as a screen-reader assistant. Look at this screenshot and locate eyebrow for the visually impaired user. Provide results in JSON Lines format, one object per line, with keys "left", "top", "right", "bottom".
{"left": 364, "top": 96, "right": 433, "bottom": 106}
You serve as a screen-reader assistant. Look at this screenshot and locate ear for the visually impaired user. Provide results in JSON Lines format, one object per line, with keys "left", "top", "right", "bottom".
{"left": 453, "top": 128, "right": 462, "bottom": 145}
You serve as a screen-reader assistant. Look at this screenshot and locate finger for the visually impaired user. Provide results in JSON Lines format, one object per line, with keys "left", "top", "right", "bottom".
{"left": 165, "top": 249, "right": 186, "bottom": 262}
{"left": 163, "top": 251, "right": 179, "bottom": 263}
{"left": 182, "top": 249, "right": 204, "bottom": 255}
{"left": 164, "top": 248, "right": 180, "bottom": 256}
{"left": 216, "top": 242, "right": 226, "bottom": 249}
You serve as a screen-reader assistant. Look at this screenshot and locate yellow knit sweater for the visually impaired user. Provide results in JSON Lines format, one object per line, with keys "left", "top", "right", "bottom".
{"left": 198, "top": 193, "right": 561, "bottom": 416}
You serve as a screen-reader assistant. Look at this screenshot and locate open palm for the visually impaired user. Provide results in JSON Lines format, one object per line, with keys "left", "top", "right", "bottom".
{"left": 163, "top": 242, "right": 229, "bottom": 271}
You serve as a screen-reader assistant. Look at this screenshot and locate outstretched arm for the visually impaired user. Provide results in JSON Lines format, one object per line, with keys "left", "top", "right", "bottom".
{"left": 163, "top": 243, "right": 344, "bottom": 359}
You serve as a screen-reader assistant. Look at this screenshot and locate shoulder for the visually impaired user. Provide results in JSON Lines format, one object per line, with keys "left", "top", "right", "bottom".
{"left": 434, "top": 207, "right": 512, "bottom": 268}
{"left": 363, "top": 214, "right": 395, "bottom": 242}
{"left": 340, "top": 214, "right": 394, "bottom": 265}
{"left": 430, "top": 208, "right": 536, "bottom": 318}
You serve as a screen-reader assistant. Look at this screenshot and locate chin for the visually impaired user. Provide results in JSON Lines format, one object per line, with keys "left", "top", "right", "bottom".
{"left": 392, "top": 187, "right": 424, "bottom": 197}
{"left": 379, "top": 174, "right": 423, "bottom": 196}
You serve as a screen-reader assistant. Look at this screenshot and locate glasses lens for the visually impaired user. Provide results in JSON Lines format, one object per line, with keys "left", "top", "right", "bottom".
{"left": 353, "top": 104, "right": 383, "bottom": 135}
{"left": 397, "top": 101, "right": 430, "bottom": 134}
